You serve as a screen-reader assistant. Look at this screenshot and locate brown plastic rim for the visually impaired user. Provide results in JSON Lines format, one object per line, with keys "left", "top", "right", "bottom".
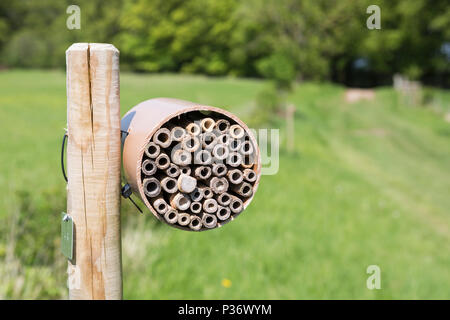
{"left": 121, "top": 98, "right": 261, "bottom": 231}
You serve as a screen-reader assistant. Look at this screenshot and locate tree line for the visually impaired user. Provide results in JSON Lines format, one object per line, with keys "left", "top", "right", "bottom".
{"left": 0, "top": 0, "right": 448, "bottom": 87}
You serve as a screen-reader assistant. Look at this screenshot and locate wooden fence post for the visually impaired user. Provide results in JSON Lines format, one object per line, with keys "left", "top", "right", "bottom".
{"left": 66, "top": 43, "right": 122, "bottom": 299}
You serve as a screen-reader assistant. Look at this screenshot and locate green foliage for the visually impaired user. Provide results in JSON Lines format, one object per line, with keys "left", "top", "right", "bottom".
{"left": 249, "top": 83, "right": 282, "bottom": 127}
{"left": 361, "top": 0, "right": 450, "bottom": 79}
{"left": 118, "top": 0, "right": 239, "bottom": 74}
{"left": 4, "top": 31, "right": 49, "bottom": 68}
{"left": 0, "top": 0, "right": 448, "bottom": 84}
{"left": 257, "top": 53, "right": 296, "bottom": 90}
{"left": 11, "top": 188, "right": 65, "bottom": 265}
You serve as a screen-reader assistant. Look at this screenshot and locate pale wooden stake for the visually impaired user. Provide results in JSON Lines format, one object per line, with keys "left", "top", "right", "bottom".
{"left": 66, "top": 43, "right": 122, "bottom": 299}
{"left": 286, "top": 104, "right": 295, "bottom": 153}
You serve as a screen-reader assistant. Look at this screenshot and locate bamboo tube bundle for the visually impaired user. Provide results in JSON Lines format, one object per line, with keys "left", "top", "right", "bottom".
{"left": 121, "top": 98, "right": 261, "bottom": 231}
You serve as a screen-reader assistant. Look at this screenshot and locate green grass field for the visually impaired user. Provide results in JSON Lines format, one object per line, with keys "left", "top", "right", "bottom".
{"left": 0, "top": 70, "right": 449, "bottom": 299}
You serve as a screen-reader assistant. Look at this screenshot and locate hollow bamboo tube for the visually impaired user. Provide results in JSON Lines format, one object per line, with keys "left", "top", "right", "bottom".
{"left": 159, "top": 175, "right": 178, "bottom": 194}
{"left": 190, "top": 201, "right": 202, "bottom": 214}
{"left": 172, "top": 149, "right": 192, "bottom": 166}
{"left": 217, "top": 206, "right": 231, "bottom": 221}
{"left": 229, "top": 124, "right": 245, "bottom": 139}
{"left": 141, "top": 159, "right": 157, "bottom": 176}
{"left": 229, "top": 138, "right": 242, "bottom": 152}
{"left": 229, "top": 195, "right": 243, "bottom": 214}
{"left": 200, "top": 132, "right": 218, "bottom": 150}
{"left": 186, "top": 122, "right": 201, "bottom": 136}
{"left": 243, "top": 169, "right": 257, "bottom": 182}
{"left": 216, "top": 192, "right": 232, "bottom": 206}
{"left": 155, "top": 152, "right": 170, "bottom": 170}
{"left": 240, "top": 140, "right": 254, "bottom": 155}
{"left": 211, "top": 163, "right": 227, "bottom": 177}
{"left": 200, "top": 118, "right": 216, "bottom": 133}
{"left": 168, "top": 125, "right": 186, "bottom": 142}
{"left": 227, "top": 169, "right": 244, "bottom": 184}
{"left": 198, "top": 183, "right": 213, "bottom": 199}
{"left": 231, "top": 182, "right": 253, "bottom": 198}
{"left": 194, "top": 149, "right": 213, "bottom": 165}
{"left": 189, "top": 187, "right": 203, "bottom": 202}
{"left": 181, "top": 135, "right": 200, "bottom": 152}
{"left": 66, "top": 43, "right": 122, "bottom": 299}
{"left": 203, "top": 198, "right": 218, "bottom": 213}
{"left": 164, "top": 208, "right": 178, "bottom": 224}
{"left": 152, "top": 127, "right": 172, "bottom": 148}
{"left": 212, "top": 144, "right": 229, "bottom": 161}
{"left": 189, "top": 215, "right": 202, "bottom": 231}
{"left": 194, "top": 166, "right": 212, "bottom": 180}
{"left": 177, "top": 213, "right": 191, "bottom": 226}
{"left": 144, "top": 141, "right": 160, "bottom": 159}
{"left": 165, "top": 163, "right": 180, "bottom": 178}
{"left": 152, "top": 196, "right": 169, "bottom": 215}
{"left": 143, "top": 177, "right": 162, "bottom": 197}
{"left": 227, "top": 152, "right": 242, "bottom": 167}
{"left": 170, "top": 192, "right": 191, "bottom": 211}
{"left": 201, "top": 213, "right": 217, "bottom": 229}
{"left": 204, "top": 176, "right": 229, "bottom": 194}
{"left": 179, "top": 166, "right": 191, "bottom": 176}
{"left": 215, "top": 119, "right": 230, "bottom": 134}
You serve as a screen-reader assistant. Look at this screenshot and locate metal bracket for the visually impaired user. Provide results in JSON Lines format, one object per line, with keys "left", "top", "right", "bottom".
{"left": 61, "top": 212, "right": 74, "bottom": 260}
{"left": 121, "top": 183, "right": 143, "bottom": 213}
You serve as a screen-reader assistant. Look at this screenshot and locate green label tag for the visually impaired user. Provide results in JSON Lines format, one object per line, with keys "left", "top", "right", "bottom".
{"left": 61, "top": 212, "right": 74, "bottom": 260}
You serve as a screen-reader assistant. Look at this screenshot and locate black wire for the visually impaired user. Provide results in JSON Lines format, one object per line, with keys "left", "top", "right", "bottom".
{"left": 128, "top": 196, "right": 143, "bottom": 214}
{"left": 61, "top": 132, "right": 68, "bottom": 182}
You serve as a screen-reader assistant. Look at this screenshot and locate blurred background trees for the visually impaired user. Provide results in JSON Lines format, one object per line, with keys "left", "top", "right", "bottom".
{"left": 0, "top": 0, "right": 448, "bottom": 87}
